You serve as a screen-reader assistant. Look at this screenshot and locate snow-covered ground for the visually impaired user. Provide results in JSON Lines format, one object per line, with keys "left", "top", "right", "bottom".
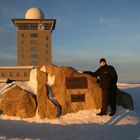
{"left": 0, "top": 83, "right": 140, "bottom": 140}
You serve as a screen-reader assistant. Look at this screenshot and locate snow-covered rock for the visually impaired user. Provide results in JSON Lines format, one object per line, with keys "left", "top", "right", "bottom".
{"left": 0, "top": 86, "right": 36, "bottom": 118}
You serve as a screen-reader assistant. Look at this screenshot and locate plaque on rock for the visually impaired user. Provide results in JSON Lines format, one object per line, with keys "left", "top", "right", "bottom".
{"left": 71, "top": 94, "right": 85, "bottom": 102}
{"left": 66, "top": 77, "right": 88, "bottom": 89}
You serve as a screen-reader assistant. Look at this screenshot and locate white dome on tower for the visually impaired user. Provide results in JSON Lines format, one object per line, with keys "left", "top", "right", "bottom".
{"left": 25, "top": 7, "right": 45, "bottom": 19}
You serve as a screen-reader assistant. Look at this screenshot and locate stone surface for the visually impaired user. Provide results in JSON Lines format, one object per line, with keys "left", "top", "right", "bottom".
{"left": 39, "top": 64, "right": 102, "bottom": 117}
{"left": 0, "top": 86, "right": 37, "bottom": 118}
{"left": 36, "top": 67, "right": 57, "bottom": 119}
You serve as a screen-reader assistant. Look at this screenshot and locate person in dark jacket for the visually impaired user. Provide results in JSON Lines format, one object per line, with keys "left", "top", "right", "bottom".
{"left": 83, "top": 58, "right": 118, "bottom": 116}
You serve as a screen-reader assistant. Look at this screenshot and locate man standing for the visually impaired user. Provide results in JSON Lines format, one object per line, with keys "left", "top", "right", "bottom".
{"left": 84, "top": 58, "right": 118, "bottom": 116}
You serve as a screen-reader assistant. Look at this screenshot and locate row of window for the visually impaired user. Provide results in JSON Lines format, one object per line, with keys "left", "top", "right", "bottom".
{"left": 17, "top": 23, "right": 38, "bottom": 30}
{"left": 21, "top": 40, "right": 38, "bottom": 44}
{"left": 21, "top": 39, "right": 48, "bottom": 45}
{"left": 31, "top": 61, "right": 38, "bottom": 65}
{"left": 21, "top": 59, "right": 49, "bottom": 66}
{"left": 21, "top": 47, "right": 48, "bottom": 51}
{"left": 1, "top": 71, "right": 28, "bottom": 77}
{"left": 30, "top": 58, "right": 49, "bottom": 64}
{"left": 30, "top": 33, "right": 38, "bottom": 37}
{"left": 21, "top": 33, "right": 48, "bottom": 40}
{"left": 21, "top": 54, "right": 38, "bottom": 58}
{"left": 17, "top": 23, "right": 52, "bottom": 30}
{"left": 21, "top": 44, "right": 48, "bottom": 51}
{"left": 30, "top": 47, "right": 38, "bottom": 51}
{"left": 21, "top": 51, "right": 48, "bottom": 58}
{"left": 30, "top": 40, "right": 38, "bottom": 44}
{"left": 30, "top": 54, "right": 38, "bottom": 58}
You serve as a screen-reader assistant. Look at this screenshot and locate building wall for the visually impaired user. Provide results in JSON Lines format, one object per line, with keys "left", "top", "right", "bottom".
{"left": 17, "top": 30, "right": 52, "bottom": 66}
{"left": 12, "top": 19, "right": 56, "bottom": 66}
{"left": 0, "top": 66, "right": 34, "bottom": 81}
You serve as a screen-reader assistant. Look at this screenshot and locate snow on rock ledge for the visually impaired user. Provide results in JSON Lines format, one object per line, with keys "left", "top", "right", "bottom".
{"left": 0, "top": 86, "right": 36, "bottom": 118}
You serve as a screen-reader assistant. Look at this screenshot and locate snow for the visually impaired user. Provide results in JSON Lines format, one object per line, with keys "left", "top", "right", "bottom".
{"left": 40, "top": 65, "right": 56, "bottom": 86}
{"left": 0, "top": 83, "right": 140, "bottom": 140}
{"left": 47, "top": 74, "right": 55, "bottom": 86}
{"left": 25, "top": 69, "right": 38, "bottom": 95}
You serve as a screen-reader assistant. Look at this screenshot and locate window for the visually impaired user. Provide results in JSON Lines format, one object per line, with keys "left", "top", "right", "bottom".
{"left": 21, "top": 33, "right": 24, "bottom": 38}
{"left": 21, "top": 54, "right": 24, "bottom": 58}
{"left": 45, "top": 36, "right": 48, "bottom": 40}
{"left": 21, "top": 47, "right": 24, "bottom": 51}
{"left": 17, "top": 72, "right": 20, "bottom": 77}
{"left": 30, "top": 54, "right": 38, "bottom": 58}
{"left": 46, "top": 57, "right": 48, "bottom": 62}
{"left": 9, "top": 72, "right": 14, "bottom": 77}
{"left": 21, "top": 62, "right": 25, "bottom": 65}
{"left": 31, "top": 61, "right": 38, "bottom": 65}
{"left": 31, "top": 33, "right": 38, "bottom": 37}
{"left": 46, "top": 44, "right": 48, "bottom": 47}
{"left": 31, "top": 40, "right": 38, "bottom": 44}
{"left": 2, "top": 72, "right": 6, "bottom": 77}
{"left": 17, "top": 23, "right": 38, "bottom": 30}
{"left": 46, "top": 50, "right": 48, "bottom": 54}
{"left": 30, "top": 23, "right": 38, "bottom": 30}
{"left": 17, "top": 23, "right": 29, "bottom": 30}
{"left": 30, "top": 47, "right": 38, "bottom": 51}
{"left": 24, "top": 72, "right": 28, "bottom": 76}
{"left": 44, "top": 23, "right": 52, "bottom": 30}
{"left": 21, "top": 40, "right": 24, "bottom": 44}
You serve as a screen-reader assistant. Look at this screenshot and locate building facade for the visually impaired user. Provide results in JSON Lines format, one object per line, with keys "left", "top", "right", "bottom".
{"left": 0, "top": 66, "right": 34, "bottom": 81}
{"left": 12, "top": 7, "right": 56, "bottom": 66}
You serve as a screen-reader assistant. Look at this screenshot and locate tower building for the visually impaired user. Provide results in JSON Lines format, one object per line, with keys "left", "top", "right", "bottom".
{"left": 12, "top": 7, "right": 56, "bottom": 66}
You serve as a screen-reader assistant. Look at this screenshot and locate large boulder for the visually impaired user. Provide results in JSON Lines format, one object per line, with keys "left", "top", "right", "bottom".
{"left": 0, "top": 86, "right": 37, "bottom": 118}
{"left": 38, "top": 64, "right": 102, "bottom": 118}
{"left": 36, "top": 67, "right": 57, "bottom": 119}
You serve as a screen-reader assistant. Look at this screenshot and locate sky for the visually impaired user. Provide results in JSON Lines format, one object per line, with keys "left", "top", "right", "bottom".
{"left": 0, "top": 0, "right": 140, "bottom": 83}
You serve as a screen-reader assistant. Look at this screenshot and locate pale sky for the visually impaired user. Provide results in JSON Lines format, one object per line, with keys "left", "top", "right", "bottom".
{"left": 0, "top": 0, "right": 140, "bottom": 83}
